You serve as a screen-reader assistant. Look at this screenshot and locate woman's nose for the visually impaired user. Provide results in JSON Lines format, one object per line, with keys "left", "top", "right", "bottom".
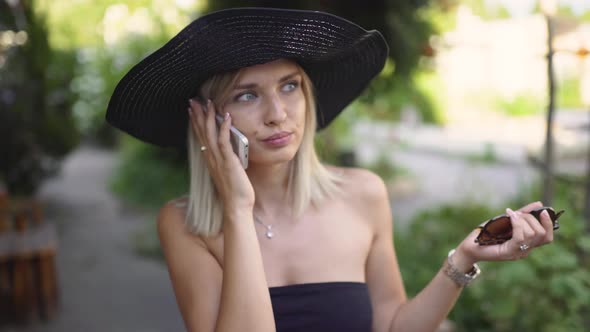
{"left": 263, "top": 93, "right": 287, "bottom": 126}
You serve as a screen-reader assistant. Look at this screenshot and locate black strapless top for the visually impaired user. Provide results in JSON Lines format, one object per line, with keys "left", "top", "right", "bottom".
{"left": 269, "top": 282, "right": 373, "bottom": 332}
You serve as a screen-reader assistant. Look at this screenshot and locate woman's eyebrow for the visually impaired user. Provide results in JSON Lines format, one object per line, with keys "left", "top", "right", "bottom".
{"left": 278, "top": 72, "right": 300, "bottom": 82}
{"left": 233, "top": 72, "right": 300, "bottom": 90}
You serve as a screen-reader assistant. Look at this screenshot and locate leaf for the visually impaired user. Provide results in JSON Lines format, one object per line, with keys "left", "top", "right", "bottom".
{"left": 488, "top": 298, "right": 518, "bottom": 320}
{"left": 576, "top": 236, "right": 590, "bottom": 253}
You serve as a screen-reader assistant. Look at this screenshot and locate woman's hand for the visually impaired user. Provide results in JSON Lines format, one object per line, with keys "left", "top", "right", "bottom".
{"left": 453, "top": 201, "right": 554, "bottom": 268}
{"left": 188, "top": 99, "right": 255, "bottom": 217}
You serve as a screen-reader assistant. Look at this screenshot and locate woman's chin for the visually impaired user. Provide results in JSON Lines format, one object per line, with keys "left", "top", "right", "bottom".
{"left": 248, "top": 147, "right": 299, "bottom": 166}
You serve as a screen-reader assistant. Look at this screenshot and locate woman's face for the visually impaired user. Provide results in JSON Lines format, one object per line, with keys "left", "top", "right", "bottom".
{"left": 221, "top": 59, "right": 306, "bottom": 167}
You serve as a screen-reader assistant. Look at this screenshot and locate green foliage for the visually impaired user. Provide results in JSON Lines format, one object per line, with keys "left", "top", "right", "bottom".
{"left": 109, "top": 137, "right": 189, "bottom": 210}
{"left": 464, "top": 143, "right": 498, "bottom": 164}
{"left": 494, "top": 93, "right": 545, "bottom": 117}
{"left": 37, "top": 1, "right": 199, "bottom": 146}
{"left": 413, "top": 70, "right": 448, "bottom": 123}
{"left": 417, "top": 2, "right": 458, "bottom": 34}
{"left": 315, "top": 100, "right": 364, "bottom": 166}
{"left": 557, "top": 77, "right": 583, "bottom": 109}
{"left": 364, "top": 155, "right": 410, "bottom": 183}
{"left": 395, "top": 180, "right": 590, "bottom": 331}
{"left": 71, "top": 34, "right": 170, "bottom": 146}
{"left": 109, "top": 136, "right": 189, "bottom": 260}
{"left": 37, "top": 0, "right": 201, "bottom": 50}
{"left": 0, "top": 1, "right": 79, "bottom": 195}
{"left": 462, "top": 0, "right": 512, "bottom": 20}
{"left": 356, "top": 71, "right": 447, "bottom": 124}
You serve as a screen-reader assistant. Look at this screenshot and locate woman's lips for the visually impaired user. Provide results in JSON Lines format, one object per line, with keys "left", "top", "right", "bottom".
{"left": 262, "top": 132, "right": 292, "bottom": 147}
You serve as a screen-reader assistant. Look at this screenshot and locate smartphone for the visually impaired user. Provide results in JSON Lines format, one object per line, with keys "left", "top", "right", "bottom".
{"left": 214, "top": 113, "right": 249, "bottom": 169}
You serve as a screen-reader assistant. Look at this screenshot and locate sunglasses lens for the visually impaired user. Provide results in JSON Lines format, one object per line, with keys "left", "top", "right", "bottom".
{"left": 475, "top": 216, "right": 513, "bottom": 245}
{"left": 477, "top": 207, "right": 564, "bottom": 245}
{"left": 486, "top": 216, "right": 512, "bottom": 236}
{"left": 476, "top": 232, "right": 493, "bottom": 244}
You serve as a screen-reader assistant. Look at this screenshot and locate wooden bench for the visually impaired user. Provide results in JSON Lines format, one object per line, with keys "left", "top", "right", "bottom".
{"left": 0, "top": 193, "right": 59, "bottom": 323}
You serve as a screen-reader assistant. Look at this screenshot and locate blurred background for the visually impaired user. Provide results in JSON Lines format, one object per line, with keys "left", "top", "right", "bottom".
{"left": 1, "top": 0, "right": 589, "bottom": 331}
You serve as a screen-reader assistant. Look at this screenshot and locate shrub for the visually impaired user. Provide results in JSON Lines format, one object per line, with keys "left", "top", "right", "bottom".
{"left": 109, "top": 137, "right": 188, "bottom": 210}
{"left": 395, "top": 181, "right": 590, "bottom": 331}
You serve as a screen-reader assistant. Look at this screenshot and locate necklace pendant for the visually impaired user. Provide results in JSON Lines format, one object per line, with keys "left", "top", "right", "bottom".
{"left": 265, "top": 226, "right": 274, "bottom": 239}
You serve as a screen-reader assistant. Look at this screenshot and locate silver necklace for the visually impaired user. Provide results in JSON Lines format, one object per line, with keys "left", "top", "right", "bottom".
{"left": 254, "top": 216, "right": 275, "bottom": 239}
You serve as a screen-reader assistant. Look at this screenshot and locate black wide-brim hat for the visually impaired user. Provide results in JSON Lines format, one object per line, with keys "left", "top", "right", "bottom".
{"left": 106, "top": 7, "right": 389, "bottom": 147}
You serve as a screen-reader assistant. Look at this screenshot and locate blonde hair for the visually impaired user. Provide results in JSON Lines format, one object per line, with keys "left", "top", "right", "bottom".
{"left": 185, "top": 63, "right": 341, "bottom": 236}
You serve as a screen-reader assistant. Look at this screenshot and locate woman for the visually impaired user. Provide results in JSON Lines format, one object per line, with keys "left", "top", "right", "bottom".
{"left": 106, "top": 8, "right": 557, "bottom": 332}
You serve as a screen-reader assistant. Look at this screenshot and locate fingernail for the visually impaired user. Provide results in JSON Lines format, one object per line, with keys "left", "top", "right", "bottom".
{"left": 224, "top": 112, "right": 230, "bottom": 120}
{"left": 187, "top": 107, "right": 192, "bottom": 116}
{"left": 189, "top": 98, "right": 195, "bottom": 105}
{"left": 506, "top": 208, "right": 515, "bottom": 217}
{"left": 542, "top": 210, "right": 549, "bottom": 218}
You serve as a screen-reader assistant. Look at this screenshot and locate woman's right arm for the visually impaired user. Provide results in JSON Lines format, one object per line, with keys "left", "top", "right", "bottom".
{"left": 216, "top": 211, "right": 275, "bottom": 332}
{"left": 157, "top": 204, "right": 275, "bottom": 332}
{"left": 156, "top": 99, "right": 276, "bottom": 332}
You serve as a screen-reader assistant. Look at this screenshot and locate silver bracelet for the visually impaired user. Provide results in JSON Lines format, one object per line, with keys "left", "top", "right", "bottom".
{"left": 443, "top": 249, "right": 481, "bottom": 287}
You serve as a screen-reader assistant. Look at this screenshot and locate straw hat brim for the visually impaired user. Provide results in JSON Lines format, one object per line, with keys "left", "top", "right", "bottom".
{"left": 106, "top": 7, "right": 389, "bottom": 147}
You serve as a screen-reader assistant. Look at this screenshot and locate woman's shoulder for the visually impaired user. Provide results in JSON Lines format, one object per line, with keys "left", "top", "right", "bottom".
{"left": 325, "top": 165, "right": 392, "bottom": 234}
{"left": 156, "top": 196, "right": 208, "bottom": 246}
{"left": 157, "top": 196, "right": 189, "bottom": 223}
{"left": 326, "top": 165, "right": 388, "bottom": 203}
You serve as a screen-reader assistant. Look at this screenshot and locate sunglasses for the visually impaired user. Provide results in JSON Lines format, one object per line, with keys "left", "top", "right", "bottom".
{"left": 475, "top": 207, "right": 565, "bottom": 246}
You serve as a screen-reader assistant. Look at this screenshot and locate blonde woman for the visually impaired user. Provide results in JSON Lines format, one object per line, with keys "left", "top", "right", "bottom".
{"left": 106, "top": 8, "right": 557, "bottom": 332}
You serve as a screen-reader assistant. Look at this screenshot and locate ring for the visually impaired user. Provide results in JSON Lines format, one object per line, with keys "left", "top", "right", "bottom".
{"left": 519, "top": 244, "right": 530, "bottom": 252}
{"left": 200, "top": 146, "right": 207, "bottom": 152}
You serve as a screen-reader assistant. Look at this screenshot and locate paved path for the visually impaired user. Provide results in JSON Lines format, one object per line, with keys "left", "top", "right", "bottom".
{"left": 355, "top": 109, "right": 589, "bottom": 226}
{"left": 3, "top": 147, "right": 184, "bottom": 332}
{"left": 389, "top": 149, "right": 537, "bottom": 227}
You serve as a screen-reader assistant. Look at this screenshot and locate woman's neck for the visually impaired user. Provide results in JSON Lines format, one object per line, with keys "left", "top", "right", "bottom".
{"left": 246, "top": 162, "right": 292, "bottom": 217}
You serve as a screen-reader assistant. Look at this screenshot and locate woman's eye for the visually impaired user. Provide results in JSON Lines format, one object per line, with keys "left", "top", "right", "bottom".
{"left": 236, "top": 92, "right": 256, "bottom": 102}
{"left": 282, "top": 81, "right": 299, "bottom": 92}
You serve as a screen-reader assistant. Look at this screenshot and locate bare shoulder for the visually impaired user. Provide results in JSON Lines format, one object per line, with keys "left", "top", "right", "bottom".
{"left": 327, "top": 165, "right": 393, "bottom": 239}
{"left": 157, "top": 197, "right": 187, "bottom": 231}
{"left": 328, "top": 165, "right": 389, "bottom": 205}
{"left": 158, "top": 197, "right": 187, "bottom": 221}
{"left": 157, "top": 196, "right": 206, "bottom": 248}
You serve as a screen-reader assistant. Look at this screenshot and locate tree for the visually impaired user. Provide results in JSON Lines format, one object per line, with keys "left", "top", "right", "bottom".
{"left": 0, "top": 0, "right": 79, "bottom": 195}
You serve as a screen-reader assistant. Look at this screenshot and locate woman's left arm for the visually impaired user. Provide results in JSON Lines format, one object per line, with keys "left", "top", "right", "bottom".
{"left": 363, "top": 171, "right": 553, "bottom": 332}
